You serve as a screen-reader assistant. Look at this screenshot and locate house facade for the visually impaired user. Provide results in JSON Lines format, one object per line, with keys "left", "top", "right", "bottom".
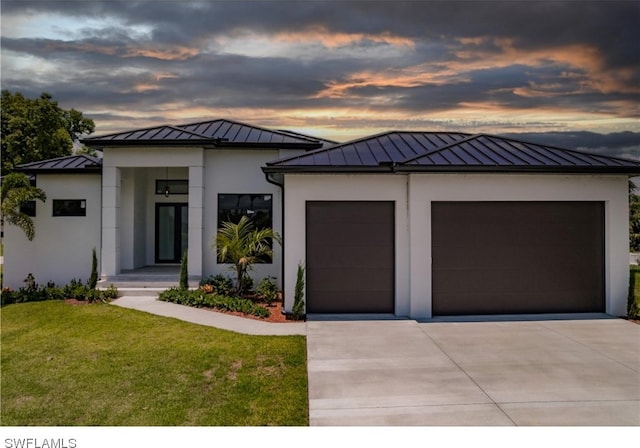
{"left": 264, "top": 132, "right": 640, "bottom": 318}
{"left": 5, "top": 122, "right": 640, "bottom": 320}
{"left": 4, "top": 119, "right": 328, "bottom": 290}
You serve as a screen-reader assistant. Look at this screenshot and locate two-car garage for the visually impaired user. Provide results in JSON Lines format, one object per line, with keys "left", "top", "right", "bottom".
{"left": 304, "top": 200, "right": 605, "bottom": 316}
{"left": 266, "top": 131, "right": 637, "bottom": 319}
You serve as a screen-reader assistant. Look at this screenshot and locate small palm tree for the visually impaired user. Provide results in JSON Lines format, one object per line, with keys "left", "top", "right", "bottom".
{"left": 1, "top": 172, "right": 46, "bottom": 241}
{"left": 215, "top": 216, "right": 281, "bottom": 293}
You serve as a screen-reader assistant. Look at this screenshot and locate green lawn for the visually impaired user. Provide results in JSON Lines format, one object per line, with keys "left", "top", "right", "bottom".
{"left": 1, "top": 301, "right": 308, "bottom": 426}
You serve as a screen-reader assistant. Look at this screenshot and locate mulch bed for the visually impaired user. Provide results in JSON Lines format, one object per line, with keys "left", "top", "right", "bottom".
{"left": 204, "top": 299, "right": 297, "bottom": 323}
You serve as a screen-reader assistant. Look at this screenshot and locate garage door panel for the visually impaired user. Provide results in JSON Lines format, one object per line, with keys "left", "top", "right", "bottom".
{"left": 435, "top": 291, "right": 602, "bottom": 315}
{"left": 307, "top": 244, "right": 393, "bottom": 269}
{"left": 432, "top": 202, "right": 604, "bottom": 316}
{"left": 307, "top": 291, "right": 394, "bottom": 314}
{"left": 308, "top": 267, "right": 394, "bottom": 292}
{"left": 306, "top": 201, "right": 395, "bottom": 314}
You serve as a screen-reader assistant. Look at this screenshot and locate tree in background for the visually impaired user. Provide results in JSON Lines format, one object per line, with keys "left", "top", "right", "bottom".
{"left": 1, "top": 172, "right": 46, "bottom": 241}
{"left": 630, "top": 180, "right": 640, "bottom": 253}
{"left": 1, "top": 91, "right": 95, "bottom": 174}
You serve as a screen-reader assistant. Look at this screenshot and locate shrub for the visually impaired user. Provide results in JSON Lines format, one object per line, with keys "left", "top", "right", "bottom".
{"left": 101, "top": 285, "right": 119, "bottom": 300}
{"left": 199, "top": 274, "right": 234, "bottom": 296}
{"left": 179, "top": 251, "right": 189, "bottom": 290}
{"left": 159, "top": 287, "right": 270, "bottom": 318}
{"left": 241, "top": 274, "right": 254, "bottom": 294}
{"left": 88, "top": 248, "right": 98, "bottom": 290}
{"left": 629, "top": 266, "right": 640, "bottom": 319}
{"left": 256, "top": 276, "right": 278, "bottom": 306}
{"left": 0, "top": 275, "right": 117, "bottom": 307}
{"left": 292, "top": 263, "right": 305, "bottom": 321}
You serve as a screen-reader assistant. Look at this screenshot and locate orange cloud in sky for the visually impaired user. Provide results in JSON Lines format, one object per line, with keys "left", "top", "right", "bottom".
{"left": 123, "top": 46, "right": 199, "bottom": 61}
{"left": 450, "top": 37, "right": 639, "bottom": 95}
{"left": 274, "top": 25, "right": 415, "bottom": 49}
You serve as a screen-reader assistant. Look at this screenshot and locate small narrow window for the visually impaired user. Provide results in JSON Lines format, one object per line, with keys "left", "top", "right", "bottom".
{"left": 53, "top": 199, "right": 86, "bottom": 217}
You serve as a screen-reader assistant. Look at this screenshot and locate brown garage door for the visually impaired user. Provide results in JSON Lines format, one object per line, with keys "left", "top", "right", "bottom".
{"left": 306, "top": 201, "right": 394, "bottom": 313}
{"left": 432, "top": 202, "right": 604, "bottom": 315}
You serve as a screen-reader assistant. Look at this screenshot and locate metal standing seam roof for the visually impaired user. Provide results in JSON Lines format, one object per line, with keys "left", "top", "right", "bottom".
{"left": 263, "top": 131, "right": 640, "bottom": 174}
{"left": 82, "top": 119, "right": 324, "bottom": 149}
{"left": 15, "top": 154, "right": 103, "bottom": 173}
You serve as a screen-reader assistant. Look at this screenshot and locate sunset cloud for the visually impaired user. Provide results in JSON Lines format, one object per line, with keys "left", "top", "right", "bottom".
{"left": 1, "top": 0, "right": 638, "bottom": 157}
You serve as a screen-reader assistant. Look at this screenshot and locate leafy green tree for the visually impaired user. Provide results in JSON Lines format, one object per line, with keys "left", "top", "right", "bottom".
{"left": 1, "top": 91, "right": 95, "bottom": 173}
{"left": 1, "top": 172, "right": 46, "bottom": 241}
{"left": 214, "top": 216, "right": 281, "bottom": 293}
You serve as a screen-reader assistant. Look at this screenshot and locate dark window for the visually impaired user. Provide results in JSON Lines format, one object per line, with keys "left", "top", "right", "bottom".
{"left": 217, "top": 194, "right": 273, "bottom": 264}
{"left": 20, "top": 177, "right": 37, "bottom": 216}
{"left": 156, "top": 179, "right": 188, "bottom": 195}
{"left": 53, "top": 199, "right": 86, "bottom": 217}
{"left": 20, "top": 201, "right": 36, "bottom": 217}
{"left": 218, "top": 194, "right": 273, "bottom": 230}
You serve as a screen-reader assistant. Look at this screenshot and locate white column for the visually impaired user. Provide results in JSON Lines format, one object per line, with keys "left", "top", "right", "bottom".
{"left": 188, "top": 164, "right": 204, "bottom": 278}
{"left": 101, "top": 166, "right": 121, "bottom": 277}
{"left": 408, "top": 174, "right": 432, "bottom": 319}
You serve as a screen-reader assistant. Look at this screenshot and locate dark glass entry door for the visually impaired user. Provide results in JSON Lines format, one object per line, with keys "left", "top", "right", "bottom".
{"left": 155, "top": 203, "right": 188, "bottom": 263}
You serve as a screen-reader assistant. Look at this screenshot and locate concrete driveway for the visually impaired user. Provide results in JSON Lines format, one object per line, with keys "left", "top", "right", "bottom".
{"left": 306, "top": 316, "right": 640, "bottom": 426}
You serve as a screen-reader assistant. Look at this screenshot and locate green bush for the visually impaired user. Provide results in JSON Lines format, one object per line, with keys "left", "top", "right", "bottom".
{"left": 292, "top": 263, "right": 306, "bottom": 321}
{"left": 1, "top": 275, "right": 118, "bottom": 307}
{"left": 199, "top": 274, "right": 234, "bottom": 296}
{"left": 256, "top": 276, "right": 278, "bottom": 306}
{"left": 629, "top": 266, "right": 640, "bottom": 319}
{"left": 88, "top": 248, "right": 98, "bottom": 290}
{"left": 179, "top": 251, "right": 189, "bottom": 290}
{"left": 158, "top": 287, "right": 270, "bottom": 318}
{"left": 240, "top": 274, "right": 254, "bottom": 294}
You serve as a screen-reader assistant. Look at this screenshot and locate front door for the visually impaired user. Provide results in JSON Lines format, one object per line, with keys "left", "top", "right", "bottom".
{"left": 155, "top": 203, "right": 188, "bottom": 263}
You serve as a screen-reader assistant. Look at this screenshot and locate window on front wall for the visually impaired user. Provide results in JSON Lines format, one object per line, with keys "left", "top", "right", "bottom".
{"left": 20, "top": 201, "right": 36, "bottom": 217}
{"left": 217, "top": 194, "right": 273, "bottom": 263}
{"left": 53, "top": 199, "right": 86, "bottom": 217}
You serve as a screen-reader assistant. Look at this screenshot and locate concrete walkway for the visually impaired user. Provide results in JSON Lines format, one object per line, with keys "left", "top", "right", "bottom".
{"left": 111, "top": 295, "right": 306, "bottom": 336}
{"left": 307, "top": 317, "right": 640, "bottom": 426}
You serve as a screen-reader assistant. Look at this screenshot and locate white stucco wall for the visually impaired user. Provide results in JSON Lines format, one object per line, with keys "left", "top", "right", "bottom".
{"left": 203, "top": 149, "right": 285, "bottom": 286}
{"left": 283, "top": 174, "right": 410, "bottom": 315}
{"left": 3, "top": 173, "right": 102, "bottom": 289}
{"left": 100, "top": 146, "right": 292, "bottom": 286}
{"left": 282, "top": 173, "right": 630, "bottom": 318}
{"left": 102, "top": 147, "right": 204, "bottom": 277}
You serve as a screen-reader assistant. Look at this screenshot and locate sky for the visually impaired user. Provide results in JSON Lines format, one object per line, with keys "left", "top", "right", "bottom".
{"left": 1, "top": 0, "right": 640, "bottom": 159}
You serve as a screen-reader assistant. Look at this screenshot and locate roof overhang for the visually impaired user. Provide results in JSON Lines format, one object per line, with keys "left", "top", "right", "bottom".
{"left": 263, "top": 164, "right": 640, "bottom": 176}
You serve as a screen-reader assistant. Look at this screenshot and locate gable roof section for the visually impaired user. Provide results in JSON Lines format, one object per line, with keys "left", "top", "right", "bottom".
{"left": 83, "top": 119, "right": 324, "bottom": 150}
{"left": 264, "top": 131, "right": 640, "bottom": 174}
{"left": 16, "top": 154, "right": 102, "bottom": 174}
{"left": 265, "top": 131, "right": 470, "bottom": 171}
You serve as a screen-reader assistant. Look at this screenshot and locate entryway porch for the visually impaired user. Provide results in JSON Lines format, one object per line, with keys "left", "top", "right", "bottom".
{"left": 99, "top": 265, "right": 200, "bottom": 296}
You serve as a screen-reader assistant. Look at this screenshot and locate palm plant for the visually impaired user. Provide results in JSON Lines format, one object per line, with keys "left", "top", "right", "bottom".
{"left": 1, "top": 172, "right": 46, "bottom": 241}
{"left": 214, "top": 216, "right": 281, "bottom": 293}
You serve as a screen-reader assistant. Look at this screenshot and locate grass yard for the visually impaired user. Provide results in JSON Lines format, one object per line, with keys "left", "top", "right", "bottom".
{"left": 0, "top": 301, "right": 308, "bottom": 426}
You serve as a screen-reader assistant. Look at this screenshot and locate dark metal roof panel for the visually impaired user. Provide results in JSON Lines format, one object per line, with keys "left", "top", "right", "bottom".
{"left": 16, "top": 155, "right": 103, "bottom": 172}
{"left": 265, "top": 131, "right": 471, "bottom": 167}
{"left": 265, "top": 131, "right": 640, "bottom": 174}
{"left": 84, "top": 119, "right": 324, "bottom": 148}
{"left": 402, "top": 134, "right": 640, "bottom": 171}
